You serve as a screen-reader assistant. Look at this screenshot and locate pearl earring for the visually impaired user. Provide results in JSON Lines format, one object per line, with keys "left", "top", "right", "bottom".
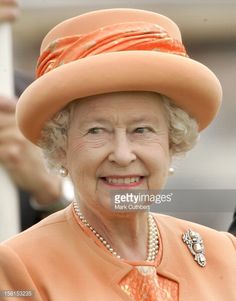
{"left": 168, "top": 167, "right": 175, "bottom": 175}
{"left": 59, "top": 166, "right": 68, "bottom": 177}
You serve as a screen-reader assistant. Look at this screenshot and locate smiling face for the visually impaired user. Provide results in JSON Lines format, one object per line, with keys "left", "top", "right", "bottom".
{"left": 64, "top": 91, "right": 171, "bottom": 213}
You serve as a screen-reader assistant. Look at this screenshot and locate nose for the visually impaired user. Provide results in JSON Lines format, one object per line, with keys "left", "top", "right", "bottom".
{"left": 108, "top": 130, "right": 136, "bottom": 166}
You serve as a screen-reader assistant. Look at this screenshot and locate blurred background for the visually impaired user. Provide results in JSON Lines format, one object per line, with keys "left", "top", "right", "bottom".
{"left": 12, "top": 0, "right": 236, "bottom": 230}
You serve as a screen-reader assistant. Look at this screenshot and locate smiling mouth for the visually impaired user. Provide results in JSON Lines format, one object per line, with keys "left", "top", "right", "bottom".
{"left": 101, "top": 176, "right": 144, "bottom": 185}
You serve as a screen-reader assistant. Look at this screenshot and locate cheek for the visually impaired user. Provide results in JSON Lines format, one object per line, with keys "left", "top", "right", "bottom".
{"left": 140, "top": 139, "right": 170, "bottom": 172}
{"left": 67, "top": 132, "right": 110, "bottom": 159}
{"left": 143, "top": 135, "right": 170, "bottom": 156}
{"left": 66, "top": 139, "right": 86, "bottom": 169}
{"left": 144, "top": 147, "right": 170, "bottom": 189}
{"left": 66, "top": 140, "right": 97, "bottom": 195}
{"left": 66, "top": 136, "right": 108, "bottom": 179}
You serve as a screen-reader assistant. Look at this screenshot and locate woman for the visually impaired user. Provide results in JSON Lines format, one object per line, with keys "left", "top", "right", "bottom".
{"left": 0, "top": 8, "right": 235, "bottom": 301}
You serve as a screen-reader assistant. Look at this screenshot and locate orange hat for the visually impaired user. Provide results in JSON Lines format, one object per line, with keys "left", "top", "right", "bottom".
{"left": 16, "top": 8, "right": 222, "bottom": 145}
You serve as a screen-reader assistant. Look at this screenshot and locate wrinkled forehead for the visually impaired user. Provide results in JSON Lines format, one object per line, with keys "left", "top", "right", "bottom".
{"left": 70, "top": 91, "right": 168, "bottom": 125}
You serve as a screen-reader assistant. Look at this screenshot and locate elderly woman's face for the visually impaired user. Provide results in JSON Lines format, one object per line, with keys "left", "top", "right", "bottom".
{"left": 65, "top": 92, "right": 170, "bottom": 210}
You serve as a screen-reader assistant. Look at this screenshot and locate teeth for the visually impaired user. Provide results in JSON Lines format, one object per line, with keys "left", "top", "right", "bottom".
{"left": 105, "top": 177, "right": 141, "bottom": 184}
{"left": 117, "top": 178, "right": 123, "bottom": 184}
{"left": 130, "top": 177, "right": 136, "bottom": 183}
{"left": 124, "top": 178, "right": 130, "bottom": 184}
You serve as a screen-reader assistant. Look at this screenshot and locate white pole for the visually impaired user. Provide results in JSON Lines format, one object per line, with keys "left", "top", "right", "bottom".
{"left": 0, "top": 23, "right": 20, "bottom": 241}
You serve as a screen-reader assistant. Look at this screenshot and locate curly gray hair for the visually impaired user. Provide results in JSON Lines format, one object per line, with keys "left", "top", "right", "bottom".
{"left": 39, "top": 93, "right": 199, "bottom": 172}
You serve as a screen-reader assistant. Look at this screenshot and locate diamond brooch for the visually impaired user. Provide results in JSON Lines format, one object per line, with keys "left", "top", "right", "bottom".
{"left": 182, "top": 229, "right": 207, "bottom": 267}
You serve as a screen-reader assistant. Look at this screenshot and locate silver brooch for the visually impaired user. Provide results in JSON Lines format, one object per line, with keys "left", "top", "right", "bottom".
{"left": 182, "top": 229, "right": 206, "bottom": 267}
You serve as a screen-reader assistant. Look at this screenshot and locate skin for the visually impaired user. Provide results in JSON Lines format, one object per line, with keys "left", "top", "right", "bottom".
{"left": 0, "top": 97, "right": 61, "bottom": 205}
{"left": 0, "top": 0, "right": 62, "bottom": 205}
{"left": 0, "top": 0, "right": 19, "bottom": 22}
{"left": 64, "top": 91, "right": 171, "bottom": 261}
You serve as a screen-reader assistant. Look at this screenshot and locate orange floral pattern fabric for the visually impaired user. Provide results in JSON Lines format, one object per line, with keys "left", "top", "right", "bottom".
{"left": 37, "top": 22, "right": 188, "bottom": 78}
{"left": 119, "top": 265, "right": 178, "bottom": 300}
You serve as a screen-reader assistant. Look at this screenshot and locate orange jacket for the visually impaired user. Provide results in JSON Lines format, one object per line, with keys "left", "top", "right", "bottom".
{"left": 0, "top": 204, "right": 235, "bottom": 300}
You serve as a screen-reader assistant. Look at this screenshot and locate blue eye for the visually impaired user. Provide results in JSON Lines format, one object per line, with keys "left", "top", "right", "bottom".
{"left": 88, "top": 127, "right": 103, "bottom": 134}
{"left": 134, "top": 127, "right": 152, "bottom": 134}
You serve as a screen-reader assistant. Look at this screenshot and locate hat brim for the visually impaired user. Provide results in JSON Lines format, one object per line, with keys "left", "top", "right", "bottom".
{"left": 16, "top": 51, "right": 222, "bottom": 144}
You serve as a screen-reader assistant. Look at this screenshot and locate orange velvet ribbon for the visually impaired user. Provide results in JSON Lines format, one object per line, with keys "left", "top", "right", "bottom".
{"left": 36, "top": 22, "right": 188, "bottom": 78}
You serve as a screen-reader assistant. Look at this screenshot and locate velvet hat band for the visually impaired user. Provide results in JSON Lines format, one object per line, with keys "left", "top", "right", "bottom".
{"left": 36, "top": 22, "right": 188, "bottom": 78}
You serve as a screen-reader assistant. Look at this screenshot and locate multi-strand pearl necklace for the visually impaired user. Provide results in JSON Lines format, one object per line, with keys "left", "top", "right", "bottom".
{"left": 73, "top": 202, "right": 159, "bottom": 262}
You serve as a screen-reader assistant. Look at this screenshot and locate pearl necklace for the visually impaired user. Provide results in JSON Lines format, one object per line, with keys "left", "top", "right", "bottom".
{"left": 73, "top": 202, "right": 159, "bottom": 262}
